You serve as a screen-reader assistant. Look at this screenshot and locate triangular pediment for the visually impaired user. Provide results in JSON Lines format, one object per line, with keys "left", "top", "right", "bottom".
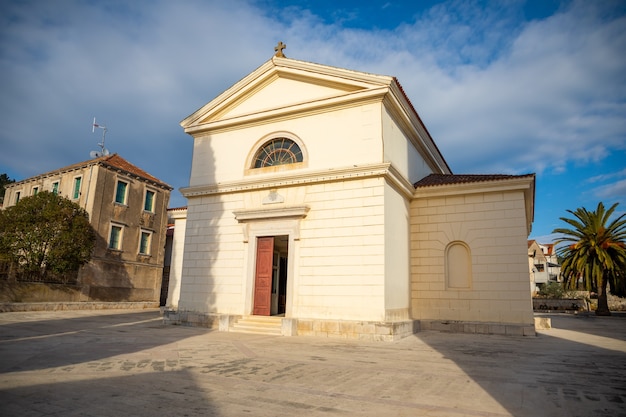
{"left": 181, "top": 57, "right": 394, "bottom": 131}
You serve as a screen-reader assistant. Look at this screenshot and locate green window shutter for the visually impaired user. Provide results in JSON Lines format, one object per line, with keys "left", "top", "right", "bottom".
{"left": 144, "top": 190, "right": 155, "bottom": 212}
{"left": 73, "top": 177, "right": 82, "bottom": 199}
{"left": 139, "top": 232, "right": 151, "bottom": 254}
{"left": 115, "top": 181, "right": 127, "bottom": 204}
{"left": 109, "top": 226, "right": 122, "bottom": 249}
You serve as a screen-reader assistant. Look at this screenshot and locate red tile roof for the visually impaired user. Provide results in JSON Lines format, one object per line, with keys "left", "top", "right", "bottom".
{"left": 99, "top": 154, "right": 170, "bottom": 188}
{"left": 392, "top": 77, "right": 452, "bottom": 174}
{"left": 10, "top": 153, "right": 172, "bottom": 189}
{"left": 414, "top": 173, "right": 534, "bottom": 188}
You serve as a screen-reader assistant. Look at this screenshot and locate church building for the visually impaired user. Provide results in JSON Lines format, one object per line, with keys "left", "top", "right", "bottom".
{"left": 165, "top": 43, "right": 536, "bottom": 340}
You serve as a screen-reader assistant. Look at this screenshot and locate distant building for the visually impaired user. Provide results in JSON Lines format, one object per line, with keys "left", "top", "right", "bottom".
{"left": 528, "top": 240, "right": 561, "bottom": 293}
{"left": 3, "top": 154, "right": 172, "bottom": 302}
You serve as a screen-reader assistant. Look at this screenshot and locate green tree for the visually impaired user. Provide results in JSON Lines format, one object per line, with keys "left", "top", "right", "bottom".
{"left": 0, "top": 173, "right": 16, "bottom": 204}
{"left": 553, "top": 202, "right": 626, "bottom": 316}
{"left": 0, "top": 191, "right": 96, "bottom": 280}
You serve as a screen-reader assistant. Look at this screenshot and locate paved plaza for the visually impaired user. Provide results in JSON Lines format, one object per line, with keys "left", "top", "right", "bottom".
{"left": 0, "top": 309, "right": 625, "bottom": 417}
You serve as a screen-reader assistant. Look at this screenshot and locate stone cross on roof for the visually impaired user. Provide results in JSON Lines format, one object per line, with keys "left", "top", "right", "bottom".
{"left": 274, "top": 41, "right": 286, "bottom": 58}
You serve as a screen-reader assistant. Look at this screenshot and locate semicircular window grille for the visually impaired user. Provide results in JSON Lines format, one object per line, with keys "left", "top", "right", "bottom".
{"left": 253, "top": 138, "right": 303, "bottom": 168}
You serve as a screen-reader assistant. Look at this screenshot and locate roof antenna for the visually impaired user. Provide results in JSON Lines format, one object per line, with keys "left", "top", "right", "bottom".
{"left": 90, "top": 117, "right": 110, "bottom": 158}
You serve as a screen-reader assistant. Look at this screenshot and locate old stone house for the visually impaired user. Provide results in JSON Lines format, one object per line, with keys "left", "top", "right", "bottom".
{"left": 2, "top": 154, "right": 172, "bottom": 302}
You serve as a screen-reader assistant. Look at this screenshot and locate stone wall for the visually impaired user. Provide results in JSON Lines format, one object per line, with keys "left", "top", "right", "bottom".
{"left": 410, "top": 188, "right": 533, "bottom": 326}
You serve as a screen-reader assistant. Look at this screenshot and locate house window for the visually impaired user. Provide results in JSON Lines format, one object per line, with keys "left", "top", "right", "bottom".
{"left": 139, "top": 230, "right": 152, "bottom": 255}
{"left": 109, "top": 225, "right": 123, "bottom": 250}
{"left": 144, "top": 190, "right": 155, "bottom": 212}
{"left": 115, "top": 181, "right": 128, "bottom": 205}
{"left": 52, "top": 181, "right": 59, "bottom": 195}
{"left": 32, "top": 186, "right": 39, "bottom": 195}
{"left": 73, "top": 177, "right": 82, "bottom": 199}
{"left": 15, "top": 191, "right": 21, "bottom": 204}
{"left": 535, "top": 264, "right": 545, "bottom": 272}
{"left": 252, "top": 138, "right": 303, "bottom": 168}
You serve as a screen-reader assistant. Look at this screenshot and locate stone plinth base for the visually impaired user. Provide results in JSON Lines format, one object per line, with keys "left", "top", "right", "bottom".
{"left": 164, "top": 311, "right": 420, "bottom": 341}
{"left": 164, "top": 312, "right": 539, "bottom": 339}
{"left": 162, "top": 310, "right": 220, "bottom": 329}
{"left": 295, "top": 318, "right": 420, "bottom": 341}
{"left": 419, "top": 320, "right": 536, "bottom": 336}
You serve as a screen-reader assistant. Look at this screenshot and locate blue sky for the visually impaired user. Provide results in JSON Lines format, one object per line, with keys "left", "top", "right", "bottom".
{"left": 1, "top": 0, "right": 624, "bottom": 243}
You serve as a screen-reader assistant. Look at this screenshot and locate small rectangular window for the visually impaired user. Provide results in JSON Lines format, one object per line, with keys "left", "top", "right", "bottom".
{"left": 73, "top": 177, "right": 82, "bottom": 199}
{"left": 15, "top": 191, "right": 21, "bottom": 204}
{"left": 144, "top": 190, "right": 155, "bottom": 212}
{"left": 109, "top": 225, "right": 123, "bottom": 250}
{"left": 52, "top": 181, "right": 59, "bottom": 195}
{"left": 32, "top": 186, "right": 39, "bottom": 195}
{"left": 115, "top": 181, "right": 128, "bottom": 204}
{"left": 139, "top": 231, "right": 151, "bottom": 255}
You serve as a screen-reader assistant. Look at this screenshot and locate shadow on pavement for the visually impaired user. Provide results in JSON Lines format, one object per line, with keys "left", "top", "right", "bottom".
{"left": 0, "top": 310, "right": 198, "bottom": 373}
{"left": 0, "top": 310, "right": 223, "bottom": 416}
{"left": 413, "top": 313, "right": 626, "bottom": 417}
{"left": 0, "top": 369, "right": 220, "bottom": 417}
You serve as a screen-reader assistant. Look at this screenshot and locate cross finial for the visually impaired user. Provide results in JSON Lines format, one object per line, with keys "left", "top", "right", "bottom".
{"left": 274, "top": 41, "right": 286, "bottom": 58}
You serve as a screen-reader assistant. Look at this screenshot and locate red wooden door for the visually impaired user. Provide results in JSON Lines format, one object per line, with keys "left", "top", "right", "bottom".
{"left": 253, "top": 237, "right": 274, "bottom": 316}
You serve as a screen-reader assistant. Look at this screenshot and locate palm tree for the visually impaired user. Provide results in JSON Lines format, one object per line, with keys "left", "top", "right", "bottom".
{"left": 553, "top": 202, "right": 626, "bottom": 316}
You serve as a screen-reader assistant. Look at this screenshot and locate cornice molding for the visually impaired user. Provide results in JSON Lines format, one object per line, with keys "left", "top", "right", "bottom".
{"left": 272, "top": 57, "right": 394, "bottom": 86}
{"left": 233, "top": 205, "right": 310, "bottom": 222}
{"left": 183, "top": 87, "right": 389, "bottom": 136}
{"left": 180, "top": 163, "right": 393, "bottom": 197}
{"left": 413, "top": 176, "right": 534, "bottom": 198}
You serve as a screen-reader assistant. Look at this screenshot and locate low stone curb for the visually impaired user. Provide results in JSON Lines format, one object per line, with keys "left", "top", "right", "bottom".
{"left": 0, "top": 302, "right": 159, "bottom": 313}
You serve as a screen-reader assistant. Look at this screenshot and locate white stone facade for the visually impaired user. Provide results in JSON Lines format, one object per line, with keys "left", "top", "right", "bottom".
{"left": 169, "top": 54, "right": 536, "bottom": 339}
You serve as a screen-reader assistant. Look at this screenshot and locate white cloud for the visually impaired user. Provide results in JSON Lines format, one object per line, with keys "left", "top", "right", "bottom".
{"left": 595, "top": 179, "right": 626, "bottom": 200}
{"left": 0, "top": 0, "right": 624, "bottom": 209}
{"left": 587, "top": 168, "right": 626, "bottom": 184}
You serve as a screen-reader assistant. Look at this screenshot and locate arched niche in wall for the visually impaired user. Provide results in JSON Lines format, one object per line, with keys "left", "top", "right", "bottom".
{"left": 445, "top": 241, "right": 472, "bottom": 290}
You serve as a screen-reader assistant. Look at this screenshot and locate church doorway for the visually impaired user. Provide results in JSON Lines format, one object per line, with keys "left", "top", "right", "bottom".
{"left": 252, "top": 235, "right": 289, "bottom": 316}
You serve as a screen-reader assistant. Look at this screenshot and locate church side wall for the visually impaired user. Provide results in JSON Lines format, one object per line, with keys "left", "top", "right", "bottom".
{"left": 410, "top": 189, "right": 534, "bottom": 332}
{"left": 383, "top": 181, "right": 410, "bottom": 320}
{"left": 177, "top": 194, "right": 246, "bottom": 314}
{"left": 165, "top": 211, "right": 187, "bottom": 308}
{"left": 381, "top": 107, "right": 434, "bottom": 183}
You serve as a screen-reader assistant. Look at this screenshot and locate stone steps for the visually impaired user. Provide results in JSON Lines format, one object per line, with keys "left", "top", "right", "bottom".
{"left": 230, "top": 315, "right": 282, "bottom": 335}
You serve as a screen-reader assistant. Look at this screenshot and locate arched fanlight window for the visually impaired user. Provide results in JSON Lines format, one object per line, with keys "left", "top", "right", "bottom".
{"left": 252, "top": 138, "right": 303, "bottom": 168}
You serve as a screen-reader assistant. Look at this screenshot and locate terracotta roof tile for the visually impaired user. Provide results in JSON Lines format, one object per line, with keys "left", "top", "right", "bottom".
{"left": 10, "top": 153, "right": 171, "bottom": 189}
{"left": 392, "top": 77, "right": 452, "bottom": 174}
{"left": 414, "top": 173, "right": 534, "bottom": 188}
{"left": 100, "top": 154, "right": 171, "bottom": 188}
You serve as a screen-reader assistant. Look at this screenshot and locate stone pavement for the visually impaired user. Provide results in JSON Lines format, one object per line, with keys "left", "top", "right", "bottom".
{"left": 0, "top": 310, "right": 625, "bottom": 417}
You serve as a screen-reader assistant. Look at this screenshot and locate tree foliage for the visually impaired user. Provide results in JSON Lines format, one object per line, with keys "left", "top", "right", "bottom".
{"left": 0, "top": 191, "right": 96, "bottom": 279}
{"left": 553, "top": 202, "right": 626, "bottom": 315}
{"left": 0, "top": 173, "right": 15, "bottom": 204}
